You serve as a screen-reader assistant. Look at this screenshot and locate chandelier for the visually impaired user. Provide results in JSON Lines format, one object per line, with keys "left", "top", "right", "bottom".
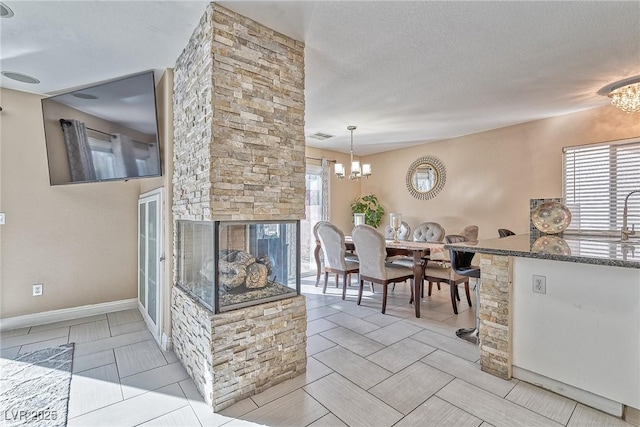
{"left": 608, "top": 80, "right": 640, "bottom": 114}
{"left": 335, "top": 125, "right": 371, "bottom": 180}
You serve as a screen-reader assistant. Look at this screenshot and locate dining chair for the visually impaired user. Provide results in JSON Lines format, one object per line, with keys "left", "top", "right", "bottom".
{"left": 351, "top": 224, "right": 414, "bottom": 314}
{"left": 423, "top": 264, "right": 471, "bottom": 315}
{"left": 384, "top": 221, "right": 412, "bottom": 264}
{"left": 317, "top": 222, "right": 360, "bottom": 300}
{"left": 446, "top": 234, "right": 481, "bottom": 344}
{"left": 459, "top": 225, "right": 479, "bottom": 242}
{"left": 413, "top": 222, "right": 445, "bottom": 243}
{"left": 421, "top": 225, "right": 478, "bottom": 305}
{"left": 430, "top": 225, "right": 478, "bottom": 264}
{"left": 313, "top": 221, "right": 331, "bottom": 286}
{"left": 383, "top": 221, "right": 411, "bottom": 241}
{"left": 393, "top": 221, "right": 446, "bottom": 290}
{"left": 498, "top": 228, "right": 515, "bottom": 238}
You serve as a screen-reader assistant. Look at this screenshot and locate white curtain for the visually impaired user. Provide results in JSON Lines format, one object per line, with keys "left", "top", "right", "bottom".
{"left": 60, "top": 119, "right": 96, "bottom": 182}
{"left": 321, "top": 158, "right": 330, "bottom": 221}
{"left": 110, "top": 133, "right": 139, "bottom": 178}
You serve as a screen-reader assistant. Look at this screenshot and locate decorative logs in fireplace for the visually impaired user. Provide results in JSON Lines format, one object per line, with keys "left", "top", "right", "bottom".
{"left": 217, "top": 249, "right": 273, "bottom": 291}
{"left": 176, "top": 220, "right": 300, "bottom": 313}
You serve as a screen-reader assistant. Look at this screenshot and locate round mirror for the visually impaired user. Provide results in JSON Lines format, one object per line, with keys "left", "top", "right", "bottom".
{"left": 406, "top": 156, "right": 446, "bottom": 200}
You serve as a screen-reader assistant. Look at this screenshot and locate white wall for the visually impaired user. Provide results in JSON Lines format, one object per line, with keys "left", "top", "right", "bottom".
{"left": 0, "top": 88, "right": 142, "bottom": 318}
{"left": 357, "top": 105, "right": 640, "bottom": 240}
{"left": 513, "top": 257, "right": 640, "bottom": 409}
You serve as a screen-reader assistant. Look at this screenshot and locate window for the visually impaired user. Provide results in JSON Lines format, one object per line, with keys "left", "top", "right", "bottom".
{"left": 563, "top": 138, "right": 640, "bottom": 235}
{"left": 88, "top": 136, "right": 117, "bottom": 180}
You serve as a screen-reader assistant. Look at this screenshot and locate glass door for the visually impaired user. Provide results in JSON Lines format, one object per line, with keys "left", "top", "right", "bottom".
{"left": 302, "top": 164, "right": 327, "bottom": 277}
{"left": 138, "top": 189, "right": 162, "bottom": 339}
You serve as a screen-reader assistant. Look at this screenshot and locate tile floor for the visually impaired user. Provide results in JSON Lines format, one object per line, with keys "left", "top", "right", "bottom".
{"left": 0, "top": 277, "right": 634, "bottom": 427}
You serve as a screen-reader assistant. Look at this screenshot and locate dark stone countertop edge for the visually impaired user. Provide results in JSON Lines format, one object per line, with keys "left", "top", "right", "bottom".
{"left": 445, "top": 237, "right": 640, "bottom": 269}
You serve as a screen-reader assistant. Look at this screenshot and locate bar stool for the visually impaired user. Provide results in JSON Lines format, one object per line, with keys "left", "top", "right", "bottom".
{"left": 446, "top": 235, "right": 481, "bottom": 345}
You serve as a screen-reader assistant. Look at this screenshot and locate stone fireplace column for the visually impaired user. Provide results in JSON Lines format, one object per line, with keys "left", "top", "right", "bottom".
{"left": 170, "top": 4, "right": 307, "bottom": 411}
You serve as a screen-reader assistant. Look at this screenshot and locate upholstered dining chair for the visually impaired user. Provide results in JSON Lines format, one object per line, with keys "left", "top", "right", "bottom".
{"left": 422, "top": 225, "right": 478, "bottom": 301}
{"left": 498, "top": 228, "right": 515, "bottom": 238}
{"left": 393, "top": 221, "right": 446, "bottom": 290}
{"left": 430, "top": 225, "right": 479, "bottom": 264}
{"left": 317, "top": 222, "right": 359, "bottom": 300}
{"left": 351, "top": 224, "right": 414, "bottom": 314}
{"left": 459, "top": 225, "right": 479, "bottom": 242}
{"left": 313, "top": 221, "right": 331, "bottom": 286}
{"left": 384, "top": 221, "right": 411, "bottom": 241}
{"left": 422, "top": 263, "right": 472, "bottom": 315}
{"left": 413, "top": 222, "right": 445, "bottom": 243}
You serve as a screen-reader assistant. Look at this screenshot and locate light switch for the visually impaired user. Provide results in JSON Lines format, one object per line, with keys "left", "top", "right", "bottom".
{"left": 0, "top": 212, "right": 5, "bottom": 225}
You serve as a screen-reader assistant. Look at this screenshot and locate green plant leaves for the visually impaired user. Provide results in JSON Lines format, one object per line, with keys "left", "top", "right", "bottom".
{"left": 350, "top": 194, "right": 385, "bottom": 228}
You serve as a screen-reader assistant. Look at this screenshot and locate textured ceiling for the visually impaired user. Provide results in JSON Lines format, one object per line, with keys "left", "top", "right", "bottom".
{"left": 1, "top": 1, "right": 638, "bottom": 155}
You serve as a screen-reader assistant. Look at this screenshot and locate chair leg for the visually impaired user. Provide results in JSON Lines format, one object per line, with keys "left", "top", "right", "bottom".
{"left": 427, "top": 281, "right": 433, "bottom": 297}
{"left": 342, "top": 273, "right": 348, "bottom": 300}
{"left": 357, "top": 279, "right": 364, "bottom": 305}
{"left": 410, "top": 279, "right": 415, "bottom": 303}
{"left": 335, "top": 274, "right": 339, "bottom": 288}
{"left": 437, "top": 282, "right": 441, "bottom": 290}
{"left": 382, "top": 284, "right": 388, "bottom": 314}
{"left": 314, "top": 243, "right": 321, "bottom": 287}
{"left": 455, "top": 285, "right": 461, "bottom": 301}
{"left": 450, "top": 281, "right": 459, "bottom": 315}
{"left": 323, "top": 272, "right": 329, "bottom": 294}
{"left": 465, "top": 280, "right": 472, "bottom": 306}
{"left": 370, "top": 283, "right": 375, "bottom": 293}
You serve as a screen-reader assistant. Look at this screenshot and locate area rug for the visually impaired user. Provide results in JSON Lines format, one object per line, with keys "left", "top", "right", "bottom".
{"left": 0, "top": 343, "right": 74, "bottom": 427}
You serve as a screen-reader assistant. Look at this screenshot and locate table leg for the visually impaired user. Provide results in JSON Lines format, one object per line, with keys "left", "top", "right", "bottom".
{"left": 413, "top": 250, "right": 423, "bottom": 318}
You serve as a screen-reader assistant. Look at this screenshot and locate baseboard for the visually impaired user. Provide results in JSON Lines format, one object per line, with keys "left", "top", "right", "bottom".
{"left": 513, "top": 366, "right": 623, "bottom": 417}
{"left": 0, "top": 298, "right": 138, "bottom": 331}
{"left": 161, "top": 333, "right": 172, "bottom": 352}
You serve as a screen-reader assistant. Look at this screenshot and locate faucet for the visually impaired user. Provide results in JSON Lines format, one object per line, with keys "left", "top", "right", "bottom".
{"left": 621, "top": 190, "right": 640, "bottom": 241}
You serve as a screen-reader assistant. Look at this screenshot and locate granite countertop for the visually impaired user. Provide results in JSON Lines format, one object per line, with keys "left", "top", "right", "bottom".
{"left": 445, "top": 233, "right": 640, "bottom": 269}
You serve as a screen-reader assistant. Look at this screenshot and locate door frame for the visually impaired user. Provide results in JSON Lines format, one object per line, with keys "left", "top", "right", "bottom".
{"left": 138, "top": 188, "right": 164, "bottom": 344}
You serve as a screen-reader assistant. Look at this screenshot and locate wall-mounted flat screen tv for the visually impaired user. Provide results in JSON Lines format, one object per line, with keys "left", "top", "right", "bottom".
{"left": 42, "top": 71, "right": 161, "bottom": 185}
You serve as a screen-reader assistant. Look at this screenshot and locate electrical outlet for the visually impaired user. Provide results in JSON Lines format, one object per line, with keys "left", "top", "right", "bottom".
{"left": 532, "top": 275, "right": 546, "bottom": 294}
{"left": 0, "top": 212, "right": 5, "bottom": 225}
{"left": 32, "top": 283, "right": 43, "bottom": 296}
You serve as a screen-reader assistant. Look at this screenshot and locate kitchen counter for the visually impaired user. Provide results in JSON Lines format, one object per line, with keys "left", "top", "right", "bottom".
{"left": 445, "top": 233, "right": 640, "bottom": 268}
{"left": 444, "top": 233, "right": 640, "bottom": 417}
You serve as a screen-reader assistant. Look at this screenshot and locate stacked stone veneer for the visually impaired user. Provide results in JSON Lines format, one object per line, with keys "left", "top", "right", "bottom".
{"left": 478, "top": 253, "right": 513, "bottom": 380}
{"left": 170, "top": 4, "right": 307, "bottom": 412}
{"left": 172, "top": 3, "right": 305, "bottom": 222}
{"left": 172, "top": 286, "right": 307, "bottom": 411}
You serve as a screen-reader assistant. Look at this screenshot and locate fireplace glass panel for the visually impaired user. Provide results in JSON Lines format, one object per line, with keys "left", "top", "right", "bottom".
{"left": 176, "top": 220, "right": 300, "bottom": 312}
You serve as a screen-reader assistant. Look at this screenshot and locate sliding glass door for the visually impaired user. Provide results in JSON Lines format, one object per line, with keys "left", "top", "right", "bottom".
{"left": 302, "top": 163, "right": 328, "bottom": 277}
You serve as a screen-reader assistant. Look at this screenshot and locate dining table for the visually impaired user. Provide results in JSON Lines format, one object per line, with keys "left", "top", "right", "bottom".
{"left": 315, "top": 236, "right": 445, "bottom": 318}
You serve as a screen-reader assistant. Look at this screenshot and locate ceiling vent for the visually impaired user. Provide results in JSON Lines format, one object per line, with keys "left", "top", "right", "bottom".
{"left": 307, "top": 132, "right": 335, "bottom": 141}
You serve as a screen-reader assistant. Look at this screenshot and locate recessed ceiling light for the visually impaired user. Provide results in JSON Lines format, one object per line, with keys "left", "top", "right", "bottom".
{"left": 72, "top": 93, "right": 98, "bottom": 100}
{"left": 0, "top": 2, "right": 14, "bottom": 18}
{"left": 1, "top": 71, "right": 40, "bottom": 84}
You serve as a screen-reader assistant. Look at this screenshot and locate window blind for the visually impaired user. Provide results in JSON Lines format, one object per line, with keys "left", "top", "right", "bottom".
{"left": 563, "top": 139, "right": 640, "bottom": 235}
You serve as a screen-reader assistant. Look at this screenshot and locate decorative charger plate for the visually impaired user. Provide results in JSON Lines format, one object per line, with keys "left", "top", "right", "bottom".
{"left": 531, "top": 201, "right": 572, "bottom": 234}
{"left": 531, "top": 235, "right": 571, "bottom": 256}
